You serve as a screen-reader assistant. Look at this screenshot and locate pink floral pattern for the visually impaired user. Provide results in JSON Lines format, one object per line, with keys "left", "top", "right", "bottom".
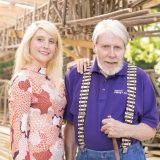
{"left": 9, "top": 65, "right": 66, "bottom": 160}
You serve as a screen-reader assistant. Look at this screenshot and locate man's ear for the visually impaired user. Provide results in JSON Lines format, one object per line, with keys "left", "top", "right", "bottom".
{"left": 93, "top": 44, "right": 96, "bottom": 53}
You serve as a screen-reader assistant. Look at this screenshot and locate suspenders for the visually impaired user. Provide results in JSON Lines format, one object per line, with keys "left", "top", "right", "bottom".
{"left": 121, "top": 64, "right": 137, "bottom": 152}
{"left": 77, "top": 63, "right": 137, "bottom": 152}
{"left": 78, "top": 64, "right": 92, "bottom": 149}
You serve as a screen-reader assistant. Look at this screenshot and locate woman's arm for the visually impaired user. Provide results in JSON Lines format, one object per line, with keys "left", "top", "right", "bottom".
{"left": 64, "top": 121, "right": 77, "bottom": 160}
{"left": 67, "top": 58, "right": 90, "bottom": 74}
{"left": 9, "top": 76, "right": 31, "bottom": 159}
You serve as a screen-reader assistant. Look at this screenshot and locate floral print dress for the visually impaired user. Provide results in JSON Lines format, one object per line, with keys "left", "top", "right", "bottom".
{"left": 9, "top": 65, "right": 66, "bottom": 160}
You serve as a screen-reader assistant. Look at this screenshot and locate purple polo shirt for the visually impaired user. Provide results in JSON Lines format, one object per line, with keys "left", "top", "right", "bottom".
{"left": 64, "top": 59, "right": 159, "bottom": 151}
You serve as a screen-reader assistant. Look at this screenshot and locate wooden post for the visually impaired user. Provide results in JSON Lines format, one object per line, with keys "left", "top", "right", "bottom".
{"left": 62, "top": 0, "right": 67, "bottom": 26}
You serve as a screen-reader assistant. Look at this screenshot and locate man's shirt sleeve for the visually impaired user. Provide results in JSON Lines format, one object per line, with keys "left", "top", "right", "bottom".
{"left": 63, "top": 71, "right": 74, "bottom": 122}
{"left": 139, "top": 69, "right": 159, "bottom": 129}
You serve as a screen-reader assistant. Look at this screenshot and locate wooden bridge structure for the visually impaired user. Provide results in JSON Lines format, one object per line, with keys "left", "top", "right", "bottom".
{"left": 1, "top": 0, "right": 160, "bottom": 64}
{"left": 0, "top": 0, "right": 160, "bottom": 159}
{"left": 0, "top": 0, "right": 160, "bottom": 78}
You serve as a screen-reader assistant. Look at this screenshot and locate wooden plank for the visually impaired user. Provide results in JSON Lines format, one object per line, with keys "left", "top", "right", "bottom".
{"left": 63, "top": 47, "right": 79, "bottom": 60}
{"left": 144, "top": 0, "right": 160, "bottom": 9}
{"left": 113, "top": 9, "right": 149, "bottom": 20}
{"left": 62, "top": 0, "right": 67, "bottom": 26}
{"left": 128, "top": 0, "right": 149, "bottom": 7}
{"left": 46, "top": 0, "right": 51, "bottom": 20}
{"left": 86, "top": 0, "right": 90, "bottom": 18}
{"left": 123, "top": 0, "right": 128, "bottom": 8}
{"left": 63, "top": 38, "right": 93, "bottom": 48}
{"left": 143, "top": 143, "right": 160, "bottom": 148}
{"left": 149, "top": 72, "right": 160, "bottom": 96}
{"left": 147, "top": 158, "right": 160, "bottom": 160}
{"left": 16, "top": 30, "right": 24, "bottom": 39}
{"left": 123, "top": 12, "right": 160, "bottom": 21}
{"left": 130, "top": 30, "right": 160, "bottom": 37}
{"left": 122, "top": 17, "right": 160, "bottom": 27}
{"left": 53, "top": 4, "right": 62, "bottom": 22}
{"left": 66, "top": 8, "right": 131, "bottom": 25}
{"left": 146, "top": 150, "right": 160, "bottom": 156}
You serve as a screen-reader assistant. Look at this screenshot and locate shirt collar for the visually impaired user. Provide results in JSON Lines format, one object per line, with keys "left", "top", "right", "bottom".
{"left": 23, "top": 64, "right": 47, "bottom": 75}
{"left": 91, "top": 58, "right": 128, "bottom": 76}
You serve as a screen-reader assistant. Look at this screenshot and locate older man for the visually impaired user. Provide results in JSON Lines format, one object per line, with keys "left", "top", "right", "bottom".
{"left": 64, "top": 19, "right": 159, "bottom": 160}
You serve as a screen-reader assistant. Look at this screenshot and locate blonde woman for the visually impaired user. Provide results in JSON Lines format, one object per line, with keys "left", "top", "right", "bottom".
{"left": 9, "top": 20, "right": 78, "bottom": 160}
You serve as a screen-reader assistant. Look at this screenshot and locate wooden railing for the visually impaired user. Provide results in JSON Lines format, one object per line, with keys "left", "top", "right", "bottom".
{"left": 0, "top": 0, "right": 160, "bottom": 60}
{"left": 0, "top": 79, "right": 9, "bottom": 126}
{"left": 0, "top": 126, "right": 12, "bottom": 160}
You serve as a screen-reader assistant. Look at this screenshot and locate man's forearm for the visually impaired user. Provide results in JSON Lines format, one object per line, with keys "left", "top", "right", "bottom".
{"left": 64, "top": 121, "right": 77, "bottom": 160}
{"left": 124, "top": 123, "right": 156, "bottom": 141}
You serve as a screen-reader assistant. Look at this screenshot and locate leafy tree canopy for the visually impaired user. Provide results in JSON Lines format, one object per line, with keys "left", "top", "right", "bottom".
{"left": 125, "top": 23, "right": 160, "bottom": 71}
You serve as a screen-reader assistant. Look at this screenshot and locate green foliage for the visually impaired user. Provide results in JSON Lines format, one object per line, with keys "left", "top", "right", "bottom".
{"left": 125, "top": 6, "right": 160, "bottom": 69}
{"left": 0, "top": 59, "right": 14, "bottom": 77}
{"left": 125, "top": 37, "right": 160, "bottom": 69}
{"left": 152, "top": 5, "right": 160, "bottom": 12}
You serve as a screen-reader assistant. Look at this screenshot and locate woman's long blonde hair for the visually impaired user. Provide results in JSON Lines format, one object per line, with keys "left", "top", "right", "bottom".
{"left": 13, "top": 20, "right": 63, "bottom": 87}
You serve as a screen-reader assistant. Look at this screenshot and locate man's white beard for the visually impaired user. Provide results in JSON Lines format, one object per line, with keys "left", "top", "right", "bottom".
{"left": 98, "top": 60, "right": 124, "bottom": 76}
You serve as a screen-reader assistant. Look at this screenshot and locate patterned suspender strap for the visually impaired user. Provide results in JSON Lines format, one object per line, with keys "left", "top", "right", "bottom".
{"left": 121, "top": 64, "right": 137, "bottom": 153}
{"left": 78, "top": 63, "right": 92, "bottom": 149}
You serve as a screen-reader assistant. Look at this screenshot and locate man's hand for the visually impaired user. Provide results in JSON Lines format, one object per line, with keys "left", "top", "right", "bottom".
{"left": 101, "top": 117, "right": 125, "bottom": 138}
{"left": 101, "top": 117, "right": 156, "bottom": 141}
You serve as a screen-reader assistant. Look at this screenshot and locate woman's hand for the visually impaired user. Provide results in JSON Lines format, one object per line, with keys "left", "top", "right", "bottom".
{"left": 67, "top": 58, "right": 90, "bottom": 74}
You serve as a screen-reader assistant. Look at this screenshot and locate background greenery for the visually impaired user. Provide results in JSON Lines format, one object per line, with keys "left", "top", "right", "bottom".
{"left": 125, "top": 6, "right": 160, "bottom": 72}
{"left": 126, "top": 35, "right": 160, "bottom": 70}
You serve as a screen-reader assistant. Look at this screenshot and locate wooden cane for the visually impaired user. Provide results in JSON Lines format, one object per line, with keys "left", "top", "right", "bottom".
{"left": 112, "top": 138, "right": 120, "bottom": 160}
{"left": 108, "top": 116, "right": 120, "bottom": 160}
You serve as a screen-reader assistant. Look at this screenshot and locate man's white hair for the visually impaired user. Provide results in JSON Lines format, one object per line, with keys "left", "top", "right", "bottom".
{"left": 92, "top": 19, "right": 130, "bottom": 46}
